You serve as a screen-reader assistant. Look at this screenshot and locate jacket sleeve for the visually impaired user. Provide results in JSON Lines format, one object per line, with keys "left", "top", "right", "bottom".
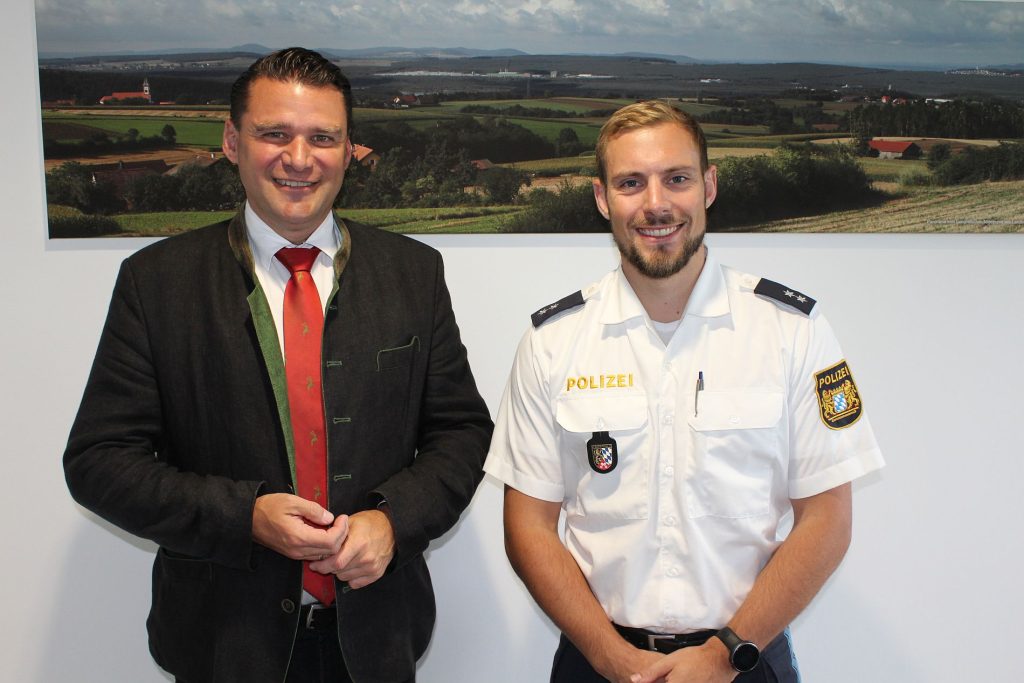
{"left": 63, "top": 259, "right": 262, "bottom": 570}
{"left": 371, "top": 254, "right": 493, "bottom": 567}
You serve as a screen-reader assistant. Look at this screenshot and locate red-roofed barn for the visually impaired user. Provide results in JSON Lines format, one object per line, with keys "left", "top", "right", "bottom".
{"left": 868, "top": 139, "right": 922, "bottom": 160}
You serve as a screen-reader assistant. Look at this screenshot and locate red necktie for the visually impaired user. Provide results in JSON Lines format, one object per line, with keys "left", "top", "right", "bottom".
{"left": 276, "top": 247, "right": 334, "bottom": 606}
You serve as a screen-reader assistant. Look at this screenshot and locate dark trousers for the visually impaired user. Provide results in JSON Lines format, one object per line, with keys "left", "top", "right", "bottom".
{"left": 550, "top": 631, "right": 800, "bottom": 683}
{"left": 176, "top": 613, "right": 416, "bottom": 683}
{"left": 284, "top": 620, "right": 352, "bottom": 683}
{"left": 285, "top": 611, "right": 418, "bottom": 683}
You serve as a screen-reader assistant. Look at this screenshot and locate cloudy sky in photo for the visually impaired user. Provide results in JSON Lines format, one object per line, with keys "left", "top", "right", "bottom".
{"left": 35, "top": 0, "right": 1023, "bottom": 66}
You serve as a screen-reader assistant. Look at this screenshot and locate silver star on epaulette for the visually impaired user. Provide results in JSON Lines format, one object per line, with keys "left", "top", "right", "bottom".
{"left": 796, "top": 295, "right": 807, "bottom": 303}
{"left": 784, "top": 290, "right": 795, "bottom": 297}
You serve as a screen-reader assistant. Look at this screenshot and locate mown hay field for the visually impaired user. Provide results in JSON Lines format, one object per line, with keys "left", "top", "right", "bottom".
{"left": 750, "top": 180, "right": 1024, "bottom": 233}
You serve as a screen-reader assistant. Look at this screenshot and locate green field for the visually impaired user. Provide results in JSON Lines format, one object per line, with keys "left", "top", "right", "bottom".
{"left": 702, "top": 123, "right": 772, "bottom": 137}
{"left": 502, "top": 118, "right": 602, "bottom": 146}
{"left": 434, "top": 97, "right": 629, "bottom": 114}
{"left": 42, "top": 113, "right": 225, "bottom": 147}
{"left": 339, "top": 206, "right": 521, "bottom": 233}
{"left": 500, "top": 157, "right": 597, "bottom": 176}
{"left": 858, "top": 157, "right": 929, "bottom": 183}
{"left": 353, "top": 107, "right": 457, "bottom": 125}
{"left": 102, "top": 206, "right": 523, "bottom": 237}
{"left": 111, "top": 211, "right": 235, "bottom": 235}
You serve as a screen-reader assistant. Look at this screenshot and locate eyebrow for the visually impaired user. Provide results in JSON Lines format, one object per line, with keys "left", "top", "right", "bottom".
{"left": 610, "top": 165, "right": 699, "bottom": 182}
{"left": 250, "top": 122, "right": 346, "bottom": 135}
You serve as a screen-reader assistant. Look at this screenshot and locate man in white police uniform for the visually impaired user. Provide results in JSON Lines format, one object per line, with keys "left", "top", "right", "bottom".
{"left": 484, "top": 101, "right": 884, "bottom": 683}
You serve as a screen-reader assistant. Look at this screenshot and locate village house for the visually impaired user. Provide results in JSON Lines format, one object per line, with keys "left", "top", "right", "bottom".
{"left": 352, "top": 144, "right": 381, "bottom": 170}
{"left": 87, "top": 158, "right": 170, "bottom": 193}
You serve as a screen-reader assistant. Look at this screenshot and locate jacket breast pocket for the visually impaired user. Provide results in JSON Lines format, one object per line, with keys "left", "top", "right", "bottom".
{"left": 376, "top": 336, "right": 419, "bottom": 371}
{"left": 555, "top": 393, "right": 649, "bottom": 521}
{"left": 686, "top": 391, "right": 783, "bottom": 519}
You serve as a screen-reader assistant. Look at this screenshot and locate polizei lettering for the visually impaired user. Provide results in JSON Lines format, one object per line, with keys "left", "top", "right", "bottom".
{"left": 566, "top": 374, "right": 635, "bottom": 392}
{"left": 817, "top": 364, "right": 850, "bottom": 388}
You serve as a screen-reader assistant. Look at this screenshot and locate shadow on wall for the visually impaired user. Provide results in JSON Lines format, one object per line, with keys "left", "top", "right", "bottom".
{"left": 38, "top": 508, "right": 173, "bottom": 683}
{"left": 417, "top": 476, "right": 561, "bottom": 682}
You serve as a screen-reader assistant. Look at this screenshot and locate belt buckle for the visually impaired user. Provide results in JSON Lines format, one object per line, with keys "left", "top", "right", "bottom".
{"left": 305, "top": 603, "right": 327, "bottom": 629}
{"left": 646, "top": 634, "right": 677, "bottom": 651}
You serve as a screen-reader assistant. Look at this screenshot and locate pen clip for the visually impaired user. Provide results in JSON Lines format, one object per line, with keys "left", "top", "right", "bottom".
{"left": 694, "top": 371, "right": 704, "bottom": 417}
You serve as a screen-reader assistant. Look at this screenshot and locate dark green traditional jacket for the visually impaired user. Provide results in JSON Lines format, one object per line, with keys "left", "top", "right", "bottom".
{"left": 64, "top": 210, "right": 493, "bottom": 683}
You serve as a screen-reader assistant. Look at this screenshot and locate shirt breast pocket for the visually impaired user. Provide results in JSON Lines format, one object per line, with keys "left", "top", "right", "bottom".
{"left": 686, "top": 391, "right": 783, "bottom": 519}
{"left": 555, "top": 393, "right": 649, "bottom": 521}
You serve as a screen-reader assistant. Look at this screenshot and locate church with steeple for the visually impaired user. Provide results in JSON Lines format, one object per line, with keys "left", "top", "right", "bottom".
{"left": 99, "top": 78, "right": 152, "bottom": 105}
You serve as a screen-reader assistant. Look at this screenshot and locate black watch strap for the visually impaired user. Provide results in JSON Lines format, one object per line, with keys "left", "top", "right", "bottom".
{"left": 715, "top": 627, "right": 760, "bottom": 673}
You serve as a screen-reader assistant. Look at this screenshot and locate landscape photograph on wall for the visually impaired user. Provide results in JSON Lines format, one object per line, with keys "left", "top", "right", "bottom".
{"left": 35, "top": 0, "right": 1023, "bottom": 238}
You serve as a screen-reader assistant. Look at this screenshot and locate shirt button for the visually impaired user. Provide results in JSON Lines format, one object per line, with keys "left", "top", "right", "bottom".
{"left": 668, "top": 567, "right": 680, "bottom": 577}
{"left": 664, "top": 466, "right": 675, "bottom": 476}
{"left": 280, "top": 599, "right": 296, "bottom": 614}
{"left": 663, "top": 516, "right": 676, "bottom": 527}
{"left": 663, "top": 413, "right": 674, "bottom": 425}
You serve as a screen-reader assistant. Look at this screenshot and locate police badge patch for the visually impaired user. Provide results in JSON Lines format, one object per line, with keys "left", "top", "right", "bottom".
{"left": 586, "top": 431, "right": 618, "bottom": 473}
{"left": 814, "top": 359, "right": 863, "bottom": 430}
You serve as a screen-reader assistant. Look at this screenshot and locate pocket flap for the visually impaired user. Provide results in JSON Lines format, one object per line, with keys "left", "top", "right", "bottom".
{"left": 689, "top": 391, "right": 783, "bottom": 432}
{"left": 556, "top": 394, "right": 648, "bottom": 433}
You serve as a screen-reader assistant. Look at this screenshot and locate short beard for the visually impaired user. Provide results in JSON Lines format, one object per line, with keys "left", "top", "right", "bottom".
{"left": 615, "top": 222, "right": 705, "bottom": 279}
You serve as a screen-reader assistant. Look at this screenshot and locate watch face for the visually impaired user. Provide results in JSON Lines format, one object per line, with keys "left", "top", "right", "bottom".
{"left": 733, "top": 642, "right": 760, "bottom": 672}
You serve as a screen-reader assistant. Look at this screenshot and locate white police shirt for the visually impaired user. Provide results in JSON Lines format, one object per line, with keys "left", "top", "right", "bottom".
{"left": 484, "top": 249, "right": 884, "bottom": 632}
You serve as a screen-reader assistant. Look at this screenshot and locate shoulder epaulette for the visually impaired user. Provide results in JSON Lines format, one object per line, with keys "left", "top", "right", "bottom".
{"left": 754, "top": 278, "right": 816, "bottom": 315}
{"left": 531, "top": 290, "right": 585, "bottom": 328}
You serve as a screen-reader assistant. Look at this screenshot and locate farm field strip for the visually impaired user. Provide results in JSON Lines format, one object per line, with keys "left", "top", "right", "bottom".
{"left": 107, "top": 206, "right": 522, "bottom": 236}
{"left": 44, "top": 113, "right": 226, "bottom": 146}
{"left": 751, "top": 180, "right": 1024, "bottom": 233}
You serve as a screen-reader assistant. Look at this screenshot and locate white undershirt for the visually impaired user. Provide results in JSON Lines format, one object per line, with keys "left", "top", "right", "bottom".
{"left": 650, "top": 317, "right": 681, "bottom": 346}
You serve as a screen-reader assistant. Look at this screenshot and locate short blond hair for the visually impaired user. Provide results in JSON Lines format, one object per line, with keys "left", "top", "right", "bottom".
{"left": 595, "top": 100, "right": 709, "bottom": 182}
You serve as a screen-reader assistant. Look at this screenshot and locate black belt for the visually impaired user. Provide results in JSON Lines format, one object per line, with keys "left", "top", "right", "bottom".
{"left": 614, "top": 624, "right": 718, "bottom": 654}
{"left": 299, "top": 603, "right": 337, "bottom": 630}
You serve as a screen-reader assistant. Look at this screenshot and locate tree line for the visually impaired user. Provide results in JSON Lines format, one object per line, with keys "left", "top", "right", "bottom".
{"left": 925, "top": 142, "right": 1024, "bottom": 185}
{"left": 698, "top": 98, "right": 835, "bottom": 134}
{"left": 458, "top": 104, "right": 617, "bottom": 120}
{"left": 501, "top": 143, "right": 881, "bottom": 233}
{"left": 849, "top": 99, "right": 1024, "bottom": 142}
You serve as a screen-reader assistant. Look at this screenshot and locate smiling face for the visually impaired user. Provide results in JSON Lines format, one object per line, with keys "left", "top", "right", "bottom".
{"left": 223, "top": 77, "right": 351, "bottom": 243}
{"left": 593, "top": 122, "right": 717, "bottom": 282}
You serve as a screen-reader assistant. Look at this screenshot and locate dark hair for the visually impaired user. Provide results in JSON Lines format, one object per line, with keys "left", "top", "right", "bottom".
{"left": 229, "top": 47, "right": 353, "bottom": 133}
{"left": 596, "top": 100, "right": 708, "bottom": 182}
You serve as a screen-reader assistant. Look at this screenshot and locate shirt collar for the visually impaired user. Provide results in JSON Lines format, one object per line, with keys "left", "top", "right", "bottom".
{"left": 599, "top": 247, "right": 730, "bottom": 325}
{"left": 244, "top": 202, "right": 341, "bottom": 273}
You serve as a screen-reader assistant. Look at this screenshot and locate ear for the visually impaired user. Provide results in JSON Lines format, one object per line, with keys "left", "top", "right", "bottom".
{"left": 703, "top": 165, "right": 718, "bottom": 209}
{"left": 223, "top": 119, "right": 240, "bottom": 164}
{"left": 342, "top": 138, "right": 353, "bottom": 173}
{"left": 593, "top": 179, "right": 610, "bottom": 220}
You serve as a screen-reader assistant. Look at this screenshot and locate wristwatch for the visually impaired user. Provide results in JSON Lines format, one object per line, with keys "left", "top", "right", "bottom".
{"left": 715, "top": 627, "right": 760, "bottom": 673}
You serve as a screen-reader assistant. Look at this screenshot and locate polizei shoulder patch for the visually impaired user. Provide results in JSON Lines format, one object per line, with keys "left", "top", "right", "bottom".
{"left": 532, "top": 291, "right": 585, "bottom": 328}
{"left": 814, "top": 359, "right": 863, "bottom": 430}
{"left": 754, "top": 278, "right": 816, "bottom": 315}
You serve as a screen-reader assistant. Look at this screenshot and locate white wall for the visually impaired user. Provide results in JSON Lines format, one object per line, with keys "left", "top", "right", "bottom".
{"left": 5, "top": 2, "right": 1023, "bottom": 680}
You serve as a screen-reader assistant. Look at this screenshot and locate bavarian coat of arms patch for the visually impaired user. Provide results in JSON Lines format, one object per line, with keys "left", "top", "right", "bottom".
{"left": 814, "top": 359, "right": 863, "bottom": 430}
